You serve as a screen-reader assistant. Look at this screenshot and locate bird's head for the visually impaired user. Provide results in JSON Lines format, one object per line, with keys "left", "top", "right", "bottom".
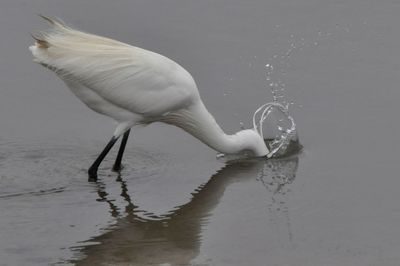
{"left": 233, "top": 129, "right": 270, "bottom": 157}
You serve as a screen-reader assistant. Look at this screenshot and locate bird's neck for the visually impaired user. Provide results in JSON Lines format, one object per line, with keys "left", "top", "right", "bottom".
{"left": 162, "top": 101, "right": 269, "bottom": 157}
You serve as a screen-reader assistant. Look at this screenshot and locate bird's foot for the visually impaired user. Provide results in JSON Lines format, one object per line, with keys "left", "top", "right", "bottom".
{"left": 88, "top": 168, "right": 98, "bottom": 182}
{"left": 112, "top": 163, "right": 123, "bottom": 173}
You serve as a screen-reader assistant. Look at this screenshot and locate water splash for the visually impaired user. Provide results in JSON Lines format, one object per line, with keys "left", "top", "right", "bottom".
{"left": 247, "top": 27, "right": 349, "bottom": 158}
{"left": 253, "top": 102, "right": 298, "bottom": 158}
{"left": 265, "top": 63, "right": 288, "bottom": 107}
{"left": 261, "top": 56, "right": 297, "bottom": 158}
{"left": 253, "top": 35, "right": 310, "bottom": 158}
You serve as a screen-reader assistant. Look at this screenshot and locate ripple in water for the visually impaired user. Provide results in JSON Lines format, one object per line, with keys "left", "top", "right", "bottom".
{"left": 0, "top": 140, "right": 171, "bottom": 199}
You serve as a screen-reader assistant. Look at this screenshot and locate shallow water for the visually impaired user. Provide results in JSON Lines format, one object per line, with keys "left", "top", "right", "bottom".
{"left": 2, "top": 0, "right": 400, "bottom": 265}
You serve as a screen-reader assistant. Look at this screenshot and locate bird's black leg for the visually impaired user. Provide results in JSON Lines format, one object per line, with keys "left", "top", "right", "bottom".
{"left": 112, "top": 129, "right": 131, "bottom": 172}
{"left": 88, "top": 136, "right": 119, "bottom": 182}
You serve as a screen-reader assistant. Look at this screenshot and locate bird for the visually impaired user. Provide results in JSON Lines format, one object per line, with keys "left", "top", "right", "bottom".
{"left": 29, "top": 16, "right": 270, "bottom": 181}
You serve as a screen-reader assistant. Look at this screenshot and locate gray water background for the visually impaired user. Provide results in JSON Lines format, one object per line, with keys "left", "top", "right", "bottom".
{"left": 1, "top": 0, "right": 400, "bottom": 265}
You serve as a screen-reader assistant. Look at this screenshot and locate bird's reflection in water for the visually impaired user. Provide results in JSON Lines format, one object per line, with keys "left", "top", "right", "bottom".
{"left": 72, "top": 156, "right": 299, "bottom": 266}
{"left": 258, "top": 158, "right": 298, "bottom": 247}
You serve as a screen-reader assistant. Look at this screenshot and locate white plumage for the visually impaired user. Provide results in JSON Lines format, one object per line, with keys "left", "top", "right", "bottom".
{"left": 30, "top": 16, "right": 269, "bottom": 180}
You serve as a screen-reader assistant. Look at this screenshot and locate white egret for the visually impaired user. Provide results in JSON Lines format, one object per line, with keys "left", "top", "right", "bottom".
{"left": 29, "top": 16, "right": 271, "bottom": 181}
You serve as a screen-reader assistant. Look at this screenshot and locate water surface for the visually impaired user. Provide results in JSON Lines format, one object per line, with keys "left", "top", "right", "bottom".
{"left": 1, "top": 0, "right": 400, "bottom": 265}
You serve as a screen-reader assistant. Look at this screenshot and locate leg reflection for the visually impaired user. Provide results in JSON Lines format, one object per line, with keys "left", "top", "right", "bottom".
{"left": 74, "top": 157, "right": 299, "bottom": 266}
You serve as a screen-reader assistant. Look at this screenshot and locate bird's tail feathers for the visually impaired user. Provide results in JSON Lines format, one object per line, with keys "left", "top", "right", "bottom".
{"left": 31, "top": 15, "right": 68, "bottom": 50}
{"left": 30, "top": 15, "right": 132, "bottom": 56}
{"left": 29, "top": 15, "right": 136, "bottom": 79}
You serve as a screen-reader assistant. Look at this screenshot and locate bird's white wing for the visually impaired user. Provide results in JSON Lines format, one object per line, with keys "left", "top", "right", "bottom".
{"left": 60, "top": 50, "right": 199, "bottom": 117}
{"left": 30, "top": 18, "right": 199, "bottom": 118}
